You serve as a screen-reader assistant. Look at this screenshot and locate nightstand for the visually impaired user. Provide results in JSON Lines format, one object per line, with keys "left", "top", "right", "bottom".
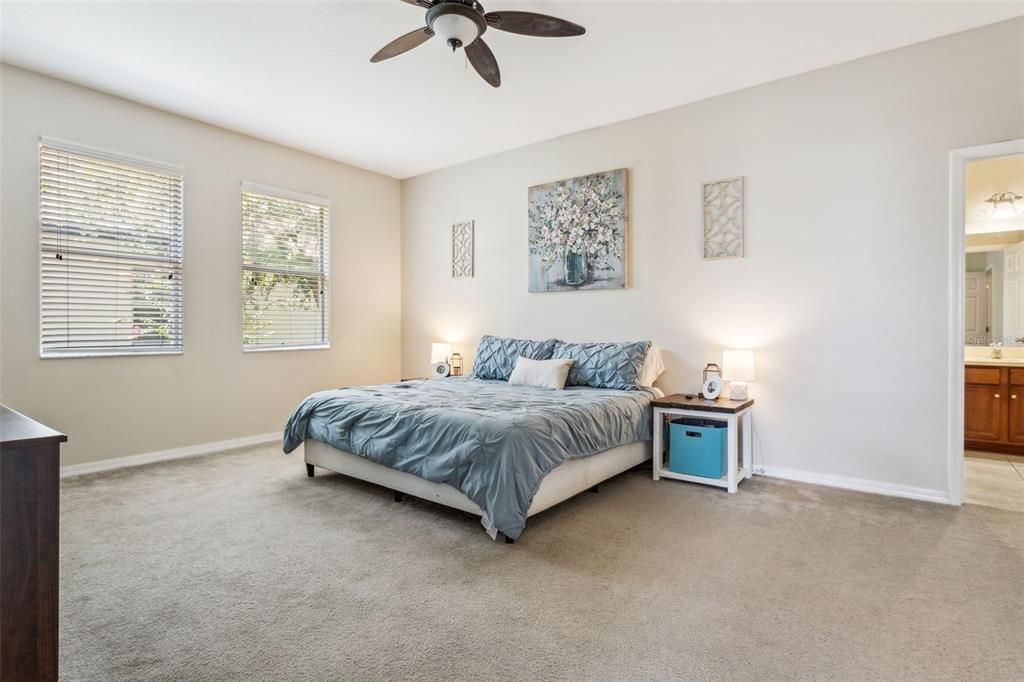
{"left": 651, "top": 394, "right": 754, "bottom": 493}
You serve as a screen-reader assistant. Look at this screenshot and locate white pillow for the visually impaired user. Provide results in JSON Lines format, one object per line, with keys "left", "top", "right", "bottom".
{"left": 508, "top": 357, "right": 575, "bottom": 390}
{"left": 638, "top": 346, "right": 665, "bottom": 388}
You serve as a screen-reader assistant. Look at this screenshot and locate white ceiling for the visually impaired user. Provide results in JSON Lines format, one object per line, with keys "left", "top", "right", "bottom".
{"left": 2, "top": 2, "right": 1021, "bottom": 179}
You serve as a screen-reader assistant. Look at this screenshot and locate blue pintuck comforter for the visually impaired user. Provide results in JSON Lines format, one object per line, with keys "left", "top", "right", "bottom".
{"left": 283, "top": 377, "right": 654, "bottom": 539}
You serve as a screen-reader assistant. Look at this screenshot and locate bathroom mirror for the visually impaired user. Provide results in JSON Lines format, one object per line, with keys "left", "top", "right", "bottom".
{"left": 965, "top": 154, "right": 1024, "bottom": 347}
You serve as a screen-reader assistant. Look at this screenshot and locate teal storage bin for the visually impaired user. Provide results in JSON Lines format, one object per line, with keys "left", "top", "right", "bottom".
{"left": 668, "top": 418, "right": 726, "bottom": 478}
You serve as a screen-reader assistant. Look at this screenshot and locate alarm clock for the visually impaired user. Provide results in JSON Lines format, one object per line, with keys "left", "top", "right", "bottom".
{"left": 431, "top": 361, "right": 451, "bottom": 378}
{"left": 701, "top": 375, "right": 722, "bottom": 400}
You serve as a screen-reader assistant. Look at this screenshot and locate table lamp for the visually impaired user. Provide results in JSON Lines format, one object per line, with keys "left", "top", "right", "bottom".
{"left": 430, "top": 342, "right": 452, "bottom": 365}
{"left": 722, "top": 349, "right": 755, "bottom": 400}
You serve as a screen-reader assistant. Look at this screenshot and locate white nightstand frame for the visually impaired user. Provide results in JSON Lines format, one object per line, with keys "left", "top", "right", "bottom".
{"left": 652, "top": 404, "right": 754, "bottom": 493}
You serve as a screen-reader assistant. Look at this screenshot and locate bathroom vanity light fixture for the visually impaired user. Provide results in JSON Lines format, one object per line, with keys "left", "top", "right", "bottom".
{"left": 985, "top": 192, "right": 1024, "bottom": 220}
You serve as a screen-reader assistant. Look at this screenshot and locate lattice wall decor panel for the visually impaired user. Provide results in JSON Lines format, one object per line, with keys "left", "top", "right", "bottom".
{"left": 703, "top": 177, "right": 744, "bottom": 260}
{"left": 452, "top": 221, "right": 474, "bottom": 278}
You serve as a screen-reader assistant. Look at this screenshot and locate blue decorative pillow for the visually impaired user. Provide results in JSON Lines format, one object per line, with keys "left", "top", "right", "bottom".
{"left": 471, "top": 335, "right": 559, "bottom": 381}
{"left": 552, "top": 340, "right": 653, "bottom": 390}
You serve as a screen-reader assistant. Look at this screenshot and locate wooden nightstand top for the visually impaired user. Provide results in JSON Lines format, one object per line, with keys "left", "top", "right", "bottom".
{"left": 651, "top": 394, "right": 754, "bottom": 413}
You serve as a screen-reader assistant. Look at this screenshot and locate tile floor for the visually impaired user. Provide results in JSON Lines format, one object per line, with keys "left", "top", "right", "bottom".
{"left": 964, "top": 450, "right": 1024, "bottom": 512}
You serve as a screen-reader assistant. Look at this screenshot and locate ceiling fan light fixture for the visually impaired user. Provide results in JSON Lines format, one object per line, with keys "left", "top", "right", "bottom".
{"left": 432, "top": 13, "right": 479, "bottom": 50}
{"left": 372, "top": 0, "right": 585, "bottom": 88}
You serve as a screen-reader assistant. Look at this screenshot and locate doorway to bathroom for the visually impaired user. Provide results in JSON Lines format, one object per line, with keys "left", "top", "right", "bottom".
{"left": 952, "top": 141, "right": 1024, "bottom": 512}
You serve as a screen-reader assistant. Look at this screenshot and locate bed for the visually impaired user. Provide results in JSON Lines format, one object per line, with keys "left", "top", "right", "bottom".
{"left": 283, "top": 376, "right": 657, "bottom": 541}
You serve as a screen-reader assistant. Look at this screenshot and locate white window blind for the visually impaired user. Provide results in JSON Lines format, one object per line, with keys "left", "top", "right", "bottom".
{"left": 241, "top": 183, "right": 330, "bottom": 350}
{"left": 39, "top": 140, "right": 184, "bottom": 358}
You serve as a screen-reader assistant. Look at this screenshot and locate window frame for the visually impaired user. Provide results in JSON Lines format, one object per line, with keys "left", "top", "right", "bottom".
{"left": 37, "top": 137, "right": 186, "bottom": 359}
{"left": 240, "top": 181, "right": 331, "bottom": 353}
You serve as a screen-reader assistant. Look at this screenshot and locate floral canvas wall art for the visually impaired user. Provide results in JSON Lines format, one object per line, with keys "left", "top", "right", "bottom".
{"left": 528, "top": 168, "right": 628, "bottom": 292}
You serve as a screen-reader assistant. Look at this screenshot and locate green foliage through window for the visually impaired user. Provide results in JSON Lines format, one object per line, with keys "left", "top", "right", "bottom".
{"left": 241, "top": 189, "right": 329, "bottom": 349}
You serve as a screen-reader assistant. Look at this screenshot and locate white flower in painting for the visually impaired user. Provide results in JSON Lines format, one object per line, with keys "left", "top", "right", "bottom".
{"left": 528, "top": 171, "right": 625, "bottom": 272}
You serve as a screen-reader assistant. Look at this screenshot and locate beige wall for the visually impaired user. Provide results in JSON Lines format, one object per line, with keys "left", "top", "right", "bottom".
{"left": 0, "top": 65, "right": 402, "bottom": 466}
{"left": 401, "top": 19, "right": 1024, "bottom": 496}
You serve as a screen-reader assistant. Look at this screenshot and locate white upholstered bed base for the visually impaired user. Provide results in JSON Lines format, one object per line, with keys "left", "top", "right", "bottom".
{"left": 303, "top": 439, "right": 652, "bottom": 519}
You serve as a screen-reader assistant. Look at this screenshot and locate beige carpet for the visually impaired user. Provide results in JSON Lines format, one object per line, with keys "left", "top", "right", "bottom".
{"left": 60, "top": 443, "right": 1023, "bottom": 681}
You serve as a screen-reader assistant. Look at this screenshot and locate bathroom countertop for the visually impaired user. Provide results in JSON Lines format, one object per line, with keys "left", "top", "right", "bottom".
{"left": 965, "top": 357, "right": 1024, "bottom": 366}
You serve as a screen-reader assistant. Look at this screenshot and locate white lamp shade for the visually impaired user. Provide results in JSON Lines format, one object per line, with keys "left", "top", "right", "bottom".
{"left": 430, "top": 343, "right": 452, "bottom": 364}
{"left": 722, "top": 349, "right": 756, "bottom": 382}
{"left": 431, "top": 13, "right": 479, "bottom": 48}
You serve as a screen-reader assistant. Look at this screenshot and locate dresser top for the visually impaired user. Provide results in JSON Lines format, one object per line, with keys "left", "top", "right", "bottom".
{"left": 0, "top": 405, "right": 67, "bottom": 450}
{"left": 651, "top": 394, "right": 754, "bottom": 413}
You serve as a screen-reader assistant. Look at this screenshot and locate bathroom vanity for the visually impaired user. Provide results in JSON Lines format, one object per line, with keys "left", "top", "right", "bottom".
{"left": 964, "top": 361, "right": 1024, "bottom": 454}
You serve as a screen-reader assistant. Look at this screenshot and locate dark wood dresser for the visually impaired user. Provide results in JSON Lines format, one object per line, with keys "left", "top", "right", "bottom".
{"left": 0, "top": 405, "right": 65, "bottom": 681}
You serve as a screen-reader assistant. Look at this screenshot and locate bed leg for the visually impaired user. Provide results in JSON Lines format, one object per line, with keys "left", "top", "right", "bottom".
{"left": 589, "top": 484, "right": 600, "bottom": 493}
{"left": 305, "top": 463, "right": 315, "bottom": 478}
{"left": 504, "top": 535, "right": 515, "bottom": 544}
{"left": 394, "top": 490, "right": 405, "bottom": 502}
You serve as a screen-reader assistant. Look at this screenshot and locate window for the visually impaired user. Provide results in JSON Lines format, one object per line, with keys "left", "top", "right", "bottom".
{"left": 39, "top": 140, "right": 184, "bottom": 357}
{"left": 241, "top": 183, "right": 330, "bottom": 350}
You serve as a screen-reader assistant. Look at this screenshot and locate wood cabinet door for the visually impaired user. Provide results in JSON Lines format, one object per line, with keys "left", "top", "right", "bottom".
{"left": 964, "top": 384, "right": 1004, "bottom": 442}
{"left": 1008, "top": 389, "right": 1024, "bottom": 444}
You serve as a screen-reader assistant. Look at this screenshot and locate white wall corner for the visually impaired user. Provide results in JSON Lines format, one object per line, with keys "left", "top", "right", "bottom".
{"left": 60, "top": 432, "right": 282, "bottom": 478}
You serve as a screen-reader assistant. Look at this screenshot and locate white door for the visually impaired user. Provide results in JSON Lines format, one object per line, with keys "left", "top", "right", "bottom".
{"left": 1004, "top": 242, "right": 1024, "bottom": 344}
{"left": 965, "top": 271, "right": 990, "bottom": 345}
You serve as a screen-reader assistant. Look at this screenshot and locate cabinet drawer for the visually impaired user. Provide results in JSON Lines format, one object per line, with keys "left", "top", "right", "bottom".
{"left": 966, "top": 366, "right": 1003, "bottom": 385}
{"left": 1009, "top": 368, "right": 1024, "bottom": 386}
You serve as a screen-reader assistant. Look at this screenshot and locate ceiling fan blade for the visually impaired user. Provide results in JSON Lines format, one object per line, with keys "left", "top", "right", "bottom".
{"left": 484, "top": 11, "right": 585, "bottom": 37}
{"left": 370, "top": 27, "right": 434, "bottom": 63}
{"left": 398, "top": 0, "right": 434, "bottom": 7}
{"left": 465, "top": 38, "right": 501, "bottom": 88}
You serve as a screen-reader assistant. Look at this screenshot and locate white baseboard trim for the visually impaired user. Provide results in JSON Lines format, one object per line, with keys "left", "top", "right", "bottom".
{"left": 757, "top": 466, "right": 952, "bottom": 505}
{"left": 60, "top": 432, "right": 280, "bottom": 478}
{"left": 60, "top": 436, "right": 953, "bottom": 506}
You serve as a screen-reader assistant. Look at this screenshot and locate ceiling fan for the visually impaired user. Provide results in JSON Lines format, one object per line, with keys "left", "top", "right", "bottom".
{"left": 370, "top": 0, "right": 586, "bottom": 88}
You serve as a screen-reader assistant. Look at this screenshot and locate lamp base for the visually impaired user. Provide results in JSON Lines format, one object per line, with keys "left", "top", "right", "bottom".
{"left": 728, "top": 381, "right": 749, "bottom": 401}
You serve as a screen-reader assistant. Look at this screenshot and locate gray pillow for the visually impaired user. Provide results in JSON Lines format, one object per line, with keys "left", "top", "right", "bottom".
{"left": 471, "top": 335, "right": 559, "bottom": 381}
{"left": 552, "top": 340, "right": 653, "bottom": 390}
